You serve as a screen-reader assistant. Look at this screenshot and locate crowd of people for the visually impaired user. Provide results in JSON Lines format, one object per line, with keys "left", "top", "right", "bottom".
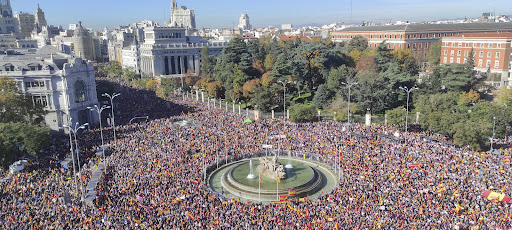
{"left": 1, "top": 77, "right": 512, "bottom": 229}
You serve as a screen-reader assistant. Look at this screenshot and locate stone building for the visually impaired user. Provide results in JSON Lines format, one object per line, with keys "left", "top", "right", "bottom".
{"left": 139, "top": 27, "right": 224, "bottom": 77}
{"left": 238, "top": 14, "right": 252, "bottom": 31}
{"left": 73, "top": 22, "right": 96, "bottom": 61}
{"left": 34, "top": 4, "right": 47, "bottom": 28}
{"left": 14, "top": 12, "right": 34, "bottom": 38}
{"left": 0, "top": 46, "right": 99, "bottom": 131}
{"left": 167, "top": 0, "right": 196, "bottom": 29}
{"left": 0, "top": 0, "right": 19, "bottom": 35}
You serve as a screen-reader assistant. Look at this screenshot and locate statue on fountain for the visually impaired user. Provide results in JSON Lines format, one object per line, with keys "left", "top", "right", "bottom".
{"left": 257, "top": 155, "right": 287, "bottom": 180}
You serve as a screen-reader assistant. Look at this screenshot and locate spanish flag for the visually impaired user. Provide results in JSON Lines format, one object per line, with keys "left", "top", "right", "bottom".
{"left": 335, "top": 222, "right": 340, "bottom": 230}
{"left": 436, "top": 184, "right": 446, "bottom": 194}
{"left": 186, "top": 211, "right": 195, "bottom": 220}
{"left": 289, "top": 190, "right": 297, "bottom": 196}
{"left": 408, "top": 163, "right": 421, "bottom": 168}
{"left": 191, "top": 180, "right": 199, "bottom": 184}
{"left": 280, "top": 195, "right": 288, "bottom": 201}
{"left": 453, "top": 190, "right": 460, "bottom": 198}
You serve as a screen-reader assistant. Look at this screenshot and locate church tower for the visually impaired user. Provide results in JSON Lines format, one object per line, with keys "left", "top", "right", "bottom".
{"left": 0, "top": 0, "right": 13, "bottom": 18}
{"left": 73, "top": 22, "right": 95, "bottom": 61}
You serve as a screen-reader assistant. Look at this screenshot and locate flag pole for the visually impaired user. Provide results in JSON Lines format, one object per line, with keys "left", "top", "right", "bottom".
{"left": 259, "top": 173, "right": 261, "bottom": 203}
{"left": 276, "top": 172, "right": 279, "bottom": 201}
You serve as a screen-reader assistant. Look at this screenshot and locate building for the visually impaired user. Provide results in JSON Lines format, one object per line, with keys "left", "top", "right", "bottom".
{"left": 330, "top": 23, "right": 512, "bottom": 63}
{"left": 34, "top": 4, "right": 47, "bottom": 28}
{"left": 139, "top": 27, "right": 224, "bottom": 77}
{"left": 121, "top": 36, "right": 140, "bottom": 73}
{"left": 73, "top": 22, "right": 96, "bottom": 61}
{"left": 168, "top": 0, "right": 196, "bottom": 29}
{"left": 14, "top": 12, "right": 34, "bottom": 38}
{"left": 281, "top": 24, "right": 293, "bottom": 30}
{"left": 0, "top": 46, "right": 99, "bottom": 131}
{"left": 238, "top": 14, "right": 252, "bottom": 31}
{"left": 0, "top": 0, "right": 19, "bottom": 35}
{"left": 440, "top": 32, "right": 512, "bottom": 87}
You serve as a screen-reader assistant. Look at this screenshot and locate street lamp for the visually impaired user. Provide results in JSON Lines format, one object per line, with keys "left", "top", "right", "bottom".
{"left": 341, "top": 81, "right": 358, "bottom": 124}
{"left": 490, "top": 116, "right": 496, "bottom": 151}
{"left": 277, "top": 80, "right": 290, "bottom": 119}
{"left": 88, "top": 104, "right": 111, "bottom": 173}
{"left": 102, "top": 93, "right": 120, "bottom": 145}
{"left": 399, "top": 86, "right": 419, "bottom": 144}
{"left": 62, "top": 122, "right": 88, "bottom": 203}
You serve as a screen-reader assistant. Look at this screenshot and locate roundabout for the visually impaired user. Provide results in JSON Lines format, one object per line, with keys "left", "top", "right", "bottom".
{"left": 208, "top": 155, "right": 339, "bottom": 202}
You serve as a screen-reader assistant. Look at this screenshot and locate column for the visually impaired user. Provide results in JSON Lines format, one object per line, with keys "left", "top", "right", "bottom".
{"left": 188, "top": 55, "right": 194, "bottom": 73}
{"left": 174, "top": 56, "right": 180, "bottom": 75}
{"left": 194, "top": 54, "right": 200, "bottom": 75}
{"left": 179, "top": 56, "right": 185, "bottom": 75}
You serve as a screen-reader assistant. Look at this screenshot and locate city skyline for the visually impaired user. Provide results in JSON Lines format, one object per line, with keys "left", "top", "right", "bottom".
{"left": 12, "top": 0, "right": 512, "bottom": 30}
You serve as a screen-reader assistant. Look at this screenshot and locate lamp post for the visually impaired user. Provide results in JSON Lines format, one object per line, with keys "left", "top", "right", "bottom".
{"left": 62, "top": 122, "right": 88, "bottom": 203}
{"left": 102, "top": 93, "right": 120, "bottom": 145}
{"left": 88, "top": 105, "right": 111, "bottom": 173}
{"left": 399, "top": 86, "right": 419, "bottom": 144}
{"left": 60, "top": 121, "right": 78, "bottom": 199}
{"left": 277, "top": 80, "right": 290, "bottom": 119}
{"left": 490, "top": 116, "right": 496, "bottom": 151}
{"left": 341, "top": 82, "right": 358, "bottom": 124}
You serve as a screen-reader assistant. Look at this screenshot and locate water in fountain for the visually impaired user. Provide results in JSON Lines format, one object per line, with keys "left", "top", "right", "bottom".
{"left": 247, "top": 159, "right": 256, "bottom": 179}
{"left": 285, "top": 151, "right": 293, "bottom": 168}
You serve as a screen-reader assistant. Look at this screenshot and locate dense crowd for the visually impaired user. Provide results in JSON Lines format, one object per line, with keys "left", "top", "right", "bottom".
{"left": 1, "top": 78, "right": 512, "bottom": 229}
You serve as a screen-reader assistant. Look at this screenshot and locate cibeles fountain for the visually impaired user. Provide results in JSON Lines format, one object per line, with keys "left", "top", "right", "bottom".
{"left": 208, "top": 153, "right": 338, "bottom": 202}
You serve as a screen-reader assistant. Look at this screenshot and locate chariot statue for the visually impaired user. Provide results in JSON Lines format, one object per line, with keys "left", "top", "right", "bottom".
{"left": 256, "top": 155, "right": 287, "bottom": 180}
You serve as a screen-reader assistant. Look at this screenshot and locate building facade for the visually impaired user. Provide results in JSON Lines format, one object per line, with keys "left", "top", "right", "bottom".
{"left": 0, "top": 46, "right": 99, "bottom": 131}
{"left": 238, "top": 14, "right": 252, "bottom": 31}
{"left": 168, "top": 0, "right": 196, "bottom": 29}
{"left": 34, "top": 4, "right": 47, "bottom": 28}
{"left": 0, "top": 0, "right": 19, "bottom": 35}
{"left": 139, "top": 27, "right": 224, "bottom": 77}
{"left": 14, "top": 12, "right": 34, "bottom": 38}
{"left": 73, "top": 22, "right": 96, "bottom": 61}
{"left": 331, "top": 23, "right": 512, "bottom": 63}
{"left": 440, "top": 32, "right": 512, "bottom": 87}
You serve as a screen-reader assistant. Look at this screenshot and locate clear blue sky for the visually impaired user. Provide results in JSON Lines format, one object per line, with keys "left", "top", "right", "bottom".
{"left": 12, "top": 0, "right": 512, "bottom": 30}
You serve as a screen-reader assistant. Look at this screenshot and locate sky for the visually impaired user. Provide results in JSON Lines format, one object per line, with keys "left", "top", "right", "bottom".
{"left": 12, "top": 0, "right": 512, "bottom": 30}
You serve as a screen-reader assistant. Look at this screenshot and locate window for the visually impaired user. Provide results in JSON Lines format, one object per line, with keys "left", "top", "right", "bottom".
{"left": 426, "top": 43, "right": 429, "bottom": 49}
{"left": 443, "top": 57, "right": 447, "bottom": 63}
{"left": 458, "top": 42, "right": 462, "bottom": 47}
{"left": 486, "top": 60, "right": 491, "bottom": 68}
{"left": 497, "top": 43, "right": 501, "bottom": 48}
{"left": 480, "top": 43, "right": 484, "bottom": 47}
{"left": 464, "top": 50, "right": 468, "bottom": 56}
{"left": 457, "top": 58, "right": 461, "bottom": 63}
{"left": 399, "top": 44, "right": 402, "bottom": 49}
{"left": 479, "top": 51, "right": 484, "bottom": 57}
{"left": 487, "top": 52, "right": 492, "bottom": 58}
{"left": 25, "top": 81, "right": 45, "bottom": 88}
{"left": 413, "top": 43, "right": 416, "bottom": 49}
{"left": 419, "top": 43, "right": 422, "bottom": 49}
{"left": 496, "top": 52, "right": 500, "bottom": 58}
{"left": 489, "top": 43, "right": 493, "bottom": 48}
{"left": 465, "top": 43, "right": 469, "bottom": 47}
{"left": 74, "top": 80, "right": 86, "bottom": 103}
{"left": 478, "top": 60, "right": 483, "bottom": 67}
{"left": 473, "top": 43, "right": 476, "bottom": 47}
{"left": 451, "top": 50, "right": 454, "bottom": 56}
{"left": 450, "top": 57, "right": 454, "bottom": 63}
{"left": 457, "top": 50, "right": 461, "bottom": 56}
{"left": 495, "top": 61, "right": 499, "bottom": 68}
{"left": 32, "top": 95, "right": 48, "bottom": 107}
{"left": 464, "top": 58, "right": 467, "bottom": 63}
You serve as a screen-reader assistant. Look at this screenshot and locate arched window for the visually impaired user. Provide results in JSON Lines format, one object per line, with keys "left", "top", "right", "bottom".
{"left": 74, "top": 80, "right": 86, "bottom": 103}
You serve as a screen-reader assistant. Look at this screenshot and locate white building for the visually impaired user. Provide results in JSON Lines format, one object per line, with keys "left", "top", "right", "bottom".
{"left": 0, "top": 0, "right": 19, "bottom": 35}
{"left": 238, "top": 14, "right": 252, "bottom": 31}
{"left": 139, "top": 27, "right": 224, "bottom": 77}
{"left": 121, "top": 36, "right": 140, "bottom": 73}
{"left": 167, "top": 0, "right": 196, "bottom": 29}
{"left": 14, "top": 12, "right": 34, "bottom": 38}
{"left": 34, "top": 4, "right": 46, "bottom": 28}
{"left": 0, "top": 46, "right": 99, "bottom": 131}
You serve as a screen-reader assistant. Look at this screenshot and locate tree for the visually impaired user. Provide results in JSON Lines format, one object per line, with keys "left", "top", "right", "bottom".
{"left": 289, "top": 104, "right": 317, "bottom": 122}
{"left": 313, "top": 84, "right": 333, "bottom": 109}
{"left": 459, "top": 89, "right": 480, "bottom": 105}
{"left": 496, "top": 85, "right": 512, "bottom": 105}
{"left": 435, "top": 64, "right": 474, "bottom": 92}
{"left": 264, "top": 54, "right": 275, "bottom": 71}
{"left": 242, "top": 78, "right": 261, "bottom": 98}
{"left": 428, "top": 40, "right": 442, "bottom": 66}
{"left": 327, "top": 65, "right": 354, "bottom": 92}
{"left": 201, "top": 46, "right": 217, "bottom": 78}
{"left": 123, "top": 67, "right": 139, "bottom": 82}
{"left": 104, "top": 61, "right": 122, "bottom": 77}
{"left": 0, "top": 123, "right": 50, "bottom": 168}
{"left": 250, "top": 86, "right": 275, "bottom": 112}
{"left": 385, "top": 107, "right": 406, "bottom": 126}
{"left": 0, "top": 77, "right": 46, "bottom": 124}
{"left": 355, "top": 55, "right": 378, "bottom": 73}
{"left": 346, "top": 36, "right": 368, "bottom": 52}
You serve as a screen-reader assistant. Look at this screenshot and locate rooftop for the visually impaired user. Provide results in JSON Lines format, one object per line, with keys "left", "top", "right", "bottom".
{"left": 337, "top": 22, "right": 512, "bottom": 33}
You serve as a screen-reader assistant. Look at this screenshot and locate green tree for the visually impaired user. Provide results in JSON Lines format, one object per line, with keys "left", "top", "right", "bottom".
{"left": 428, "top": 40, "right": 442, "bottom": 66}
{"left": 250, "top": 86, "right": 276, "bottom": 112}
{"left": 201, "top": 46, "right": 217, "bottom": 78}
{"left": 385, "top": 107, "right": 406, "bottom": 126}
{"left": 496, "top": 85, "right": 512, "bottom": 105}
{"left": 313, "top": 84, "right": 333, "bottom": 109}
{"left": 289, "top": 104, "right": 317, "bottom": 122}
{"left": 0, "top": 77, "right": 46, "bottom": 124}
{"left": 346, "top": 36, "right": 368, "bottom": 52}
{"left": 123, "top": 67, "right": 139, "bottom": 82}
{"left": 327, "top": 65, "right": 354, "bottom": 93}
{"left": 435, "top": 64, "right": 474, "bottom": 92}
{"left": 0, "top": 123, "right": 50, "bottom": 168}
{"left": 104, "top": 61, "right": 122, "bottom": 77}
